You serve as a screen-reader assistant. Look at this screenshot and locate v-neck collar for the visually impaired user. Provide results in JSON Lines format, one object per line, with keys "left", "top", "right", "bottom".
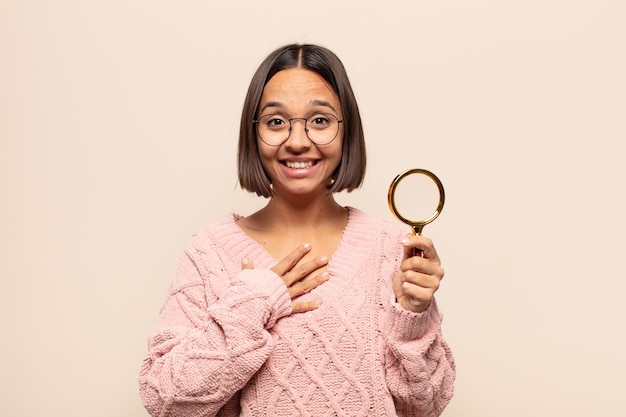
{"left": 223, "top": 207, "right": 375, "bottom": 294}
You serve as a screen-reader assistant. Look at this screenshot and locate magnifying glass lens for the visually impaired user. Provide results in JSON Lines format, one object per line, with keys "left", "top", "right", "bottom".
{"left": 393, "top": 173, "right": 442, "bottom": 222}
{"left": 388, "top": 168, "right": 445, "bottom": 235}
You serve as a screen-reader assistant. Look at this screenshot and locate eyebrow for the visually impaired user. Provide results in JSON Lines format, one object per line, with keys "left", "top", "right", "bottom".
{"left": 259, "top": 100, "right": 338, "bottom": 114}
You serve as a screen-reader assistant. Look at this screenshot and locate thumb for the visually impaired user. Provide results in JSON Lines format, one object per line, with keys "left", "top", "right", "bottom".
{"left": 401, "top": 235, "right": 414, "bottom": 261}
{"left": 241, "top": 257, "right": 254, "bottom": 270}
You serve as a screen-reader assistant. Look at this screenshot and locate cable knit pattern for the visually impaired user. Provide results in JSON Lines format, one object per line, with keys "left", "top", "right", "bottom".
{"left": 139, "top": 207, "right": 455, "bottom": 417}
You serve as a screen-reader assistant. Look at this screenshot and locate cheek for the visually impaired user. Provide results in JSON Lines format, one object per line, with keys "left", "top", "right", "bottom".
{"left": 327, "top": 139, "right": 343, "bottom": 165}
{"left": 257, "top": 145, "right": 277, "bottom": 171}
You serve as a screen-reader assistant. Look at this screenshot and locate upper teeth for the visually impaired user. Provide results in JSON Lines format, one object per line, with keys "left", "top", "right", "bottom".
{"left": 286, "top": 161, "right": 314, "bottom": 169}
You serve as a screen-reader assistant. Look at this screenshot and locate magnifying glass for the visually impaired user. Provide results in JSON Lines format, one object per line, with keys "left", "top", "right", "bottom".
{"left": 387, "top": 168, "right": 445, "bottom": 236}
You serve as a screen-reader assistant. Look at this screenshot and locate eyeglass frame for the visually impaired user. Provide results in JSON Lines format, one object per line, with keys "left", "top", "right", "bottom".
{"left": 252, "top": 113, "right": 344, "bottom": 147}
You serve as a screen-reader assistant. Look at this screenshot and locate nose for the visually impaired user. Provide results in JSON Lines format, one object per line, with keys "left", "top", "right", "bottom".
{"left": 285, "top": 118, "right": 311, "bottom": 150}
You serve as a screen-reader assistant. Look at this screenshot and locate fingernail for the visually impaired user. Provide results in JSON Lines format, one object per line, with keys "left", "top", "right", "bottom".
{"left": 320, "top": 256, "right": 328, "bottom": 263}
{"left": 304, "top": 243, "right": 311, "bottom": 250}
{"left": 321, "top": 272, "right": 330, "bottom": 280}
{"left": 242, "top": 257, "right": 249, "bottom": 265}
{"left": 401, "top": 238, "right": 410, "bottom": 245}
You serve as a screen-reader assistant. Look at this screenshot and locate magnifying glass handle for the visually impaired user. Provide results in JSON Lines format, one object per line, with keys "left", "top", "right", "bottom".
{"left": 412, "top": 227, "right": 424, "bottom": 257}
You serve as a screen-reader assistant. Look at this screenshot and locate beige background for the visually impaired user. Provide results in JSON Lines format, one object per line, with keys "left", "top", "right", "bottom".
{"left": 1, "top": 1, "right": 625, "bottom": 416}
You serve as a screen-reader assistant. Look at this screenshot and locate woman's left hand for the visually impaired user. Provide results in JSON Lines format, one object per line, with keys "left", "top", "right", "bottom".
{"left": 393, "top": 234, "right": 445, "bottom": 313}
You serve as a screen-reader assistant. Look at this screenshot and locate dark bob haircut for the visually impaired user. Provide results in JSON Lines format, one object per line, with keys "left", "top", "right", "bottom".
{"left": 238, "top": 44, "right": 366, "bottom": 197}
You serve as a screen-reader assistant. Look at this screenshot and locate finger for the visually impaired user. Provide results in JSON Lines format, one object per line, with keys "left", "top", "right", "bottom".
{"left": 271, "top": 243, "right": 311, "bottom": 276}
{"left": 283, "top": 256, "right": 328, "bottom": 287}
{"left": 401, "top": 278, "right": 437, "bottom": 301}
{"left": 401, "top": 235, "right": 415, "bottom": 261}
{"left": 400, "top": 256, "right": 445, "bottom": 279}
{"left": 287, "top": 272, "right": 330, "bottom": 299}
{"left": 401, "top": 270, "right": 441, "bottom": 291}
{"left": 398, "top": 284, "right": 434, "bottom": 313}
{"left": 291, "top": 299, "right": 322, "bottom": 314}
{"left": 241, "top": 257, "right": 254, "bottom": 270}
{"left": 401, "top": 235, "right": 440, "bottom": 264}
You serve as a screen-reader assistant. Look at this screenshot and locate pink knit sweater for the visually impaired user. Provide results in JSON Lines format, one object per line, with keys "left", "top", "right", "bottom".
{"left": 139, "top": 207, "right": 455, "bottom": 417}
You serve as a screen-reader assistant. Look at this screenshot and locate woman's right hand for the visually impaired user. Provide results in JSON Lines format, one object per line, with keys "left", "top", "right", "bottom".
{"left": 241, "top": 243, "right": 329, "bottom": 313}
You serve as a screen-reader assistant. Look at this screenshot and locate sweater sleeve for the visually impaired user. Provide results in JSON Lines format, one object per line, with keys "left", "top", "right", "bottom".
{"left": 378, "top": 224, "right": 455, "bottom": 417}
{"left": 383, "top": 299, "right": 456, "bottom": 417}
{"left": 138, "top": 238, "right": 292, "bottom": 417}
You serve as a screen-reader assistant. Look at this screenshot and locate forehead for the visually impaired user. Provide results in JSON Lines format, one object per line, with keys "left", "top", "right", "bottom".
{"left": 260, "top": 68, "right": 340, "bottom": 110}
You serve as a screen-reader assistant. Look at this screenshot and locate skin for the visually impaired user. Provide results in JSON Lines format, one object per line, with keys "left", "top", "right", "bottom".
{"left": 395, "top": 235, "right": 445, "bottom": 313}
{"left": 238, "top": 68, "right": 444, "bottom": 314}
{"left": 255, "top": 68, "right": 343, "bottom": 201}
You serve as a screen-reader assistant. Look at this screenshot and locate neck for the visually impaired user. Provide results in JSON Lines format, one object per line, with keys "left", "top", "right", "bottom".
{"left": 258, "top": 192, "right": 346, "bottom": 231}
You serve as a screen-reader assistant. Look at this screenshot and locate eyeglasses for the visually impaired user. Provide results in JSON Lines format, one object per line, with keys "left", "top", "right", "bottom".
{"left": 252, "top": 113, "right": 343, "bottom": 146}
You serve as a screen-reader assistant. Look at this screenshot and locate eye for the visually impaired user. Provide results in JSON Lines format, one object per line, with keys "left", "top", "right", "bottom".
{"left": 308, "top": 114, "right": 332, "bottom": 128}
{"left": 261, "top": 114, "right": 288, "bottom": 129}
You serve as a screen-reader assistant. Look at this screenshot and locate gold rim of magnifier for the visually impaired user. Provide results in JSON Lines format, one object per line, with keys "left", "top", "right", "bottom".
{"left": 387, "top": 168, "right": 445, "bottom": 235}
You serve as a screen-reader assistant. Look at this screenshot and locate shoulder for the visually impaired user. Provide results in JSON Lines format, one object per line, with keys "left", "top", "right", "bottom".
{"left": 345, "top": 207, "right": 409, "bottom": 259}
{"left": 191, "top": 213, "right": 243, "bottom": 242}
{"left": 340, "top": 207, "right": 407, "bottom": 276}
{"left": 183, "top": 213, "right": 248, "bottom": 263}
{"left": 166, "top": 213, "right": 249, "bottom": 293}
{"left": 346, "top": 206, "right": 409, "bottom": 239}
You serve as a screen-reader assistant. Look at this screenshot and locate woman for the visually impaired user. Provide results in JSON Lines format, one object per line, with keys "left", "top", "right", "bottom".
{"left": 139, "top": 43, "right": 455, "bottom": 417}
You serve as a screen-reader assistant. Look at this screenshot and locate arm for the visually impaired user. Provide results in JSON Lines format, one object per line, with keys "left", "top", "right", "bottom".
{"left": 382, "top": 229, "right": 455, "bottom": 416}
{"left": 384, "top": 299, "right": 456, "bottom": 416}
{"left": 138, "top": 241, "right": 292, "bottom": 417}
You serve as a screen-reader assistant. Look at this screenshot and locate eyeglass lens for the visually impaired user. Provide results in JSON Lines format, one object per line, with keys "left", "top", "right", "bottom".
{"left": 255, "top": 113, "right": 341, "bottom": 146}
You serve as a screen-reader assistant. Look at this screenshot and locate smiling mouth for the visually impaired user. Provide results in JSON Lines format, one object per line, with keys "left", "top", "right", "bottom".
{"left": 284, "top": 160, "right": 316, "bottom": 169}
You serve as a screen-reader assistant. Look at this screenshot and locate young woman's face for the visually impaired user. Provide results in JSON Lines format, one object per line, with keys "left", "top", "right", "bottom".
{"left": 256, "top": 68, "right": 343, "bottom": 198}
